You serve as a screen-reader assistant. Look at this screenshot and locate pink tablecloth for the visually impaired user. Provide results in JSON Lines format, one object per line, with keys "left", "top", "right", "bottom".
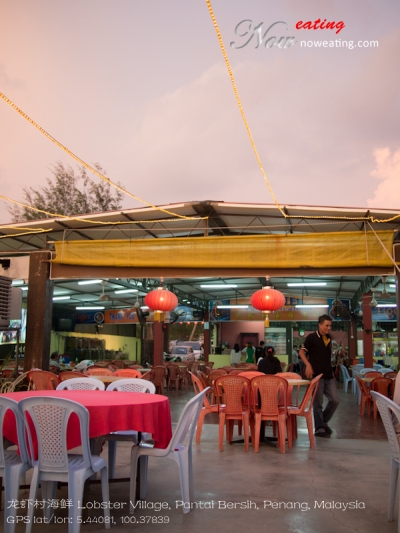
{"left": 3, "top": 390, "right": 172, "bottom": 450}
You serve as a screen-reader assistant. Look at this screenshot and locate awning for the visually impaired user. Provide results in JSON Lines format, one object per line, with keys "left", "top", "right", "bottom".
{"left": 53, "top": 231, "right": 395, "bottom": 269}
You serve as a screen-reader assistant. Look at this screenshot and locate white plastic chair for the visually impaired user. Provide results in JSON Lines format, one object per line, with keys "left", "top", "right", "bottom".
{"left": 339, "top": 365, "right": 356, "bottom": 394}
{"left": 19, "top": 396, "right": 110, "bottom": 533}
{"left": 129, "top": 388, "right": 208, "bottom": 514}
{"left": 370, "top": 392, "right": 400, "bottom": 532}
{"left": 56, "top": 377, "right": 105, "bottom": 391}
{"left": 104, "top": 378, "right": 156, "bottom": 478}
{"left": 0, "top": 397, "right": 31, "bottom": 533}
{"left": 106, "top": 378, "right": 156, "bottom": 393}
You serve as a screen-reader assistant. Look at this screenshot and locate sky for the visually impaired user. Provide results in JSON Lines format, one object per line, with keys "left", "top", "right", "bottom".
{"left": 1, "top": 0, "right": 400, "bottom": 222}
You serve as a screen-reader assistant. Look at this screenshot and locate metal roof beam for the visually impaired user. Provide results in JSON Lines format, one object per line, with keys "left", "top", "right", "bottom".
{"left": 191, "top": 202, "right": 234, "bottom": 236}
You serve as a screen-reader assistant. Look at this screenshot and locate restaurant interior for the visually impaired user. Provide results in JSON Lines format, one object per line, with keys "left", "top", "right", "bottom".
{"left": 1, "top": 200, "right": 400, "bottom": 532}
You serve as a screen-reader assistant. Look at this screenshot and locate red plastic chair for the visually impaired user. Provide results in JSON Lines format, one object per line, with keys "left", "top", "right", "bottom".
{"left": 166, "top": 364, "right": 181, "bottom": 391}
{"left": 27, "top": 370, "right": 59, "bottom": 390}
{"left": 229, "top": 369, "right": 245, "bottom": 375}
{"left": 179, "top": 365, "right": 190, "bottom": 391}
{"left": 364, "top": 371, "right": 383, "bottom": 378}
{"left": 113, "top": 369, "right": 141, "bottom": 378}
{"left": 86, "top": 367, "right": 113, "bottom": 376}
{"left": 287, "top": 374, "right": 323, "bottom": 448}
{"left": 371, "top": 376, "right": 392, "bottom": 418}
{"left": 59, "top": 371, "right": 86, "bottom": 382}
{"left": 214, "top": 375, "right": 250, "bottom": 452}
{"left": 250, "top": 375, "right": 291, "bottom": 454}
{"left": 356, "top": 375, "right": 373, "bottom": 416}
{"left": 152, "top": 366, "right": 167, "bottom": 394}
{"left": 190, "top": 372, "right": 221, "bottom": 444}
{"left": 276, "top": 372, "right": 302, "bottom": 407}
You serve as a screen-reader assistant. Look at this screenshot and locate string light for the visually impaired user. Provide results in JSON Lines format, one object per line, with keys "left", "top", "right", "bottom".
{"left": 205, "top": 0, "right": 400, "bottom": 225}
{"left": 0, "top": 92, "right": 207, "bottom": 223}
{"left": 0, "top": 193, "right": 204, "bottom": 227}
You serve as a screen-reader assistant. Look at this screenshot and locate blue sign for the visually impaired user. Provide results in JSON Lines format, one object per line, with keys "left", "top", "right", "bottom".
{"left": 74, "top": 311, "right": 104, "bottom": 324}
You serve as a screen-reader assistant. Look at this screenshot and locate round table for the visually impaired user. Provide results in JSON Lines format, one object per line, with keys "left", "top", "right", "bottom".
{"left": 3, "top": 389, "right": 172, "bottom": 450}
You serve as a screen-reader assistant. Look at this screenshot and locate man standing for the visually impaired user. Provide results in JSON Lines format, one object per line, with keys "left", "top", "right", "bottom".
{"left": 299, "top": 314, "right": 340, "bottom": 438}
{"left": 255, "top": 341, "right": 265, "bottom": 363}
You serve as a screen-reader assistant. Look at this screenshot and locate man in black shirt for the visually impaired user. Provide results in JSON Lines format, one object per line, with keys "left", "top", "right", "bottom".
{"left": 255, "top": 341, "right": 265, "bottom": 363}
{"left": 299, "top": 315, "right": 339, "bottom": 438}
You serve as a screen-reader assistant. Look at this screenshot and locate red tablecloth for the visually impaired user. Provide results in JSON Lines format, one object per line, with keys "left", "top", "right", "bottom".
{"left": 2, "top": 390, "right": 172, "bottom": 450}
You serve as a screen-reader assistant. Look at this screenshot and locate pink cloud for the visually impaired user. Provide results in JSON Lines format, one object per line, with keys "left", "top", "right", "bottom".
{"left": 367, "top": 148, "right": 400, "bottom": 209}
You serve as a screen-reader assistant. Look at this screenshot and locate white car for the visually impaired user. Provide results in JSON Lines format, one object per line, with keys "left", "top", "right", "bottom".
{"left": 168, "top": 346, "right": 195, "bottom": 362}
{"left": 175, "top": 341, "right": 202, "bottom": 360}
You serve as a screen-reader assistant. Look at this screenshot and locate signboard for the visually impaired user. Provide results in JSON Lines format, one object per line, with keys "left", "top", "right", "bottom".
{"left": 104, "top": 308, "right": 139, "bottom": 324}
{"left": 210, "top": 297, "right": 351, "bottom": 322}
{"left": 74, "top": 311, "right": 105, "bottom": 324}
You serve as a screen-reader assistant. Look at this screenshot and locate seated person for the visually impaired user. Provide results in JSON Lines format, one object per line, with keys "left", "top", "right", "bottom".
{"left": 257, "top": 346, "right": 281, "bottom": 375}
{"left": 49, "top": 352, "right": 62, "bottom": 371}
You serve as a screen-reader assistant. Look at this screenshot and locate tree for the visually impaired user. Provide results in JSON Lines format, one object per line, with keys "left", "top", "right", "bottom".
{"left": 9, "top": 162, "right": 124, "bottom": 221}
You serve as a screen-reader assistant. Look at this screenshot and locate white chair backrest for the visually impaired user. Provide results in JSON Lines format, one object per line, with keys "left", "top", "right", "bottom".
{"left": 0, "top": 397, "right": 29, "bottom": 467}
{"left": 370, "top": 392, "right": 400, "bottom": 463}
{"left": 373, "top": 364, "right": 384, "bottom": 369}
{"left": 106, "top": 378, "right": 156, "bottom": 394}
{"left": 168, "top": 388, "right": 208, "bottom": 453}
{"left": 56, "top": 377, "right": 105, "bottom": 391}
{"left": 380, "top": 368, "right": 393, "bottom": 374}
{"left": 19, "top": 396, "right": 93, "bottom": 473}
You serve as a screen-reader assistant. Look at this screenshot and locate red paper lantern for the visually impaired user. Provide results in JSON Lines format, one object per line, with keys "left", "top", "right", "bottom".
{"left": 250, "top": 287, "right": 286, "bottom": 312}
{"left": 144, "top": 287, "right": 178, "bottom": 312}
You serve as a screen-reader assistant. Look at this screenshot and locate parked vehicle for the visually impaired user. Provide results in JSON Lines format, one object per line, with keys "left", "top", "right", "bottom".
{"left": 175, "top": 341, "right": 202, "bottom": 359}
{"left": 167, "top": 346, "right": 195, "bottom": 362}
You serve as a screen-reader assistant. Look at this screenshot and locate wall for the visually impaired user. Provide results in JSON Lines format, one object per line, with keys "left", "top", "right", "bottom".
{"left": 51, "top": 331, "right": 141, "bottom": 361}
{"left": 219, "top": 321, "right": 265, "bottom": 350}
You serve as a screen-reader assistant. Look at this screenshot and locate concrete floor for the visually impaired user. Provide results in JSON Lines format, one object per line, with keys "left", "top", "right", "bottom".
{"left": 2, "top": 383, "right": 398, "bottom": 533}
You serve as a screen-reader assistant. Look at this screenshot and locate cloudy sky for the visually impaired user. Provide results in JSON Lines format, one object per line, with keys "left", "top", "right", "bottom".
{"left": 1, "top": 0, "right": 399, "bottom": 221}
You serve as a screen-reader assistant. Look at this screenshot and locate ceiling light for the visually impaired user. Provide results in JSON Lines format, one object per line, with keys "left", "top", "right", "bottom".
{"left": 287, "top": 283, "right": 327, "bottom": 287}
{"left": 53, "top": 290, "right": 70, "bottom": 295}
{"left": 295, "top": 304, "right": 329, "bottom": 308}
{"left": 21, "top": 286, "right": 29, "bottom": 291}
{"left": 114, "top": 289, "right": 138, "bottom": 294}
{"left": 201, "top": 284, "right": 238, "bottom": 289}
{"left": 11, "top": 280, "right": 24, "bottom": 286}
{"left": 53, "top": 296, "right": 71, "bottom": 301}
{"left": 216, "top": 305, "right": 249, "bottom": 309}
{"left": 75, "top": 306, "right": 105, "bottom": 310}
{"left": 376, "top": 304, "right": 397, "bottom": 308}
{"left": 141, "top": 306, "right": 149, "bottom": 310}
{"left": 390, "top": 284, "right": 397, "bottom": 288}
{"left": 78, "top": 279, "right": 102, "bottom": 285}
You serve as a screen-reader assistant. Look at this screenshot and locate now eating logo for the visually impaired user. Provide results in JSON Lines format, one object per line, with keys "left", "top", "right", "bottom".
{"left": 231, "top": 20, "right": 295, "bottom": 49}
{"left": 231, "top": 18, "right": 346, "bottom": 50}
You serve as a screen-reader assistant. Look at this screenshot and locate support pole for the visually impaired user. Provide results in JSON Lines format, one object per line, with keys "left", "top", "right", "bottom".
{"left": 362, "top": 293, "right": 373, "bottom": 369}
{"left": 153, "top": 321, "right": 164, "bottom": 366}
{"left": 203, "top": 311, "right": 210, "bottom": 363}
{"left": 24, "top": 252, "right": 54, "bottom": 371}
{"left": 397, "top": 270, "right": 400, "bottom": 370}
{"left": 349, "top": 315, "right": 357, "bottom": 363}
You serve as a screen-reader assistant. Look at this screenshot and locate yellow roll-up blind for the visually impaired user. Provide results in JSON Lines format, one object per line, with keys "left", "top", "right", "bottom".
{"left": 53, "top": 231, "right": 395, "bottom": 269}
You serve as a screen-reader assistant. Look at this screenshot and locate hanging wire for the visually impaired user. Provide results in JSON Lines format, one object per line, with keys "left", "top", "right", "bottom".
{"left": 0, "top": 193, "right": 204, "bottom": 227}
{"left": 0, "top": 92, "right": 207, "bottom": 223}
{"left": 204, "top": 0, "right": 400, "bottom": 225}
